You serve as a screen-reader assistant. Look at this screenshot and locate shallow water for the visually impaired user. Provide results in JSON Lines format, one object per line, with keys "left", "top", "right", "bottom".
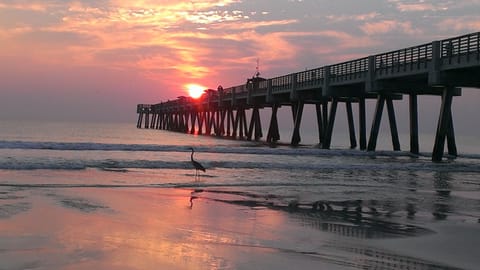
{"left": 0, "top": 120, "right": 479, "bottom": 269}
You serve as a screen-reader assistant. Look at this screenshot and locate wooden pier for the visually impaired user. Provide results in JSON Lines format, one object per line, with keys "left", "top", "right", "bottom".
{"left": 137, "top": 32, "right": 480, "bottom": 162}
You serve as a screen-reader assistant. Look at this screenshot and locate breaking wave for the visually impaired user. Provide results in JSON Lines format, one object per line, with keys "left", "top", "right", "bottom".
{"left": 2, "top": 140, "right": 480, "bottom": 172}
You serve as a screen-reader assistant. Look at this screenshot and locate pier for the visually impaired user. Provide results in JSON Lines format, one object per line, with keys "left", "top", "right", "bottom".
{"left": 137, "top": 32, "right": 480, "bottom": 162}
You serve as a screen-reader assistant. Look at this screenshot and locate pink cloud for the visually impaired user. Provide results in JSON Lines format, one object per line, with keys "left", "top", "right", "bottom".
{"left": 2, "top": 0, "right": 478, "bottom": 122}
{"left": 360, "top": 20, "right": 422, "bottom": 35}
{"left": 0, "top": 2, "right": 48, "bottom": 12}
{"left": 387, "top": 0, "right": 451, "bottom": 12}
{"left": 326, "top": 12, "right": 380, "bottom": 23}
{"left": 438, "top": 17, "right": 480, "bottom": 32}
{"left": 396, "top": 3, "right": 437, "bottom": 12}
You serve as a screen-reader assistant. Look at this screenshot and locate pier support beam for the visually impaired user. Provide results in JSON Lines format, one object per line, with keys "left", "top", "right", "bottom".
{"left": 219, "top": 109, "right": 227, "bottom": 136}
{"left": 179, "top": 113, "right": 185, "bottom": 132}
{"left": 322, "top": 101, "right": 329, "bottom": 145}
{"left": 232, "top": 110, "right": 239, "bottom": 138}
{"left": 213, "top": 110, "right": 222, "bottom": 136}
{"left": 247, "top": 107, "right": 263, "bottom": 141}
{"left": 227, "top": 109, "right": 234, "bottom": 137}
{"left": 234, "top": 108, "right": 248, "bottom": 139}
{"left": 207, "top": 111, "right": 217, "bottom": 135}
{"left": 409, "top": 94, "right": 419, "bottom": 155}
{"left": 198, "top": 112, "right": 204, "bottom": 135}
{"left": 291, "top": 101, "right": 304, "bottom": 146}
{"left": 267, "top": 105, "right": 280, "bottom": 143}
{"left": 386, "top": 98, "right": 401, "bottom": 151}
{"left": 446, "top": 111, "right": 457, "bottom": 157}
{"left": 153, "top": 113, "right": 159, "bottom": 129}
{"left": 346, "top": 100, "right": 357, "bottom": 149}
{"left": 149, "top": 113, "right": 156, "bottom": 129}
{"left": 323, "top": 98, "right": 338, "bottom": 149}
{"left": 158, "top": 113, "right": 162, "bottom": 130}
{"left": 367, "top": 95, "right": 401, "bottom": 151}
{"left": 367, "top": 96, "right": 385, "bottom": 151}
{"left": 432, "top": 87, "right": 456, "bottom": 162}
{"left": 190, "top": 111, "right": 196, "bottom": 134}
{"left": 144, "top": 112, "right": 150, "bottom": 129}
{"left": 242, "top": 109, "right": 248, "bottom": 139}
{"left": 204, "top": 111, "right": 210, "bottom": 134}
{"left": 358, "top": 98, "right": 367, "bottom": 150}
{"left": 136, "top": 113, "right": 143, "bottom": 128}
{"left": 315, "top": 103, "right": 324, "bottom": 145}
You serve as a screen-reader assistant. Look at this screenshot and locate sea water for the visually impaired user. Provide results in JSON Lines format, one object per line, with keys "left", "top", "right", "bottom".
{"left": 1, "top": 120, "right": 480, "bottom": 219}
{"left": 1, "top": 120, "right": 479, "bottom": 269}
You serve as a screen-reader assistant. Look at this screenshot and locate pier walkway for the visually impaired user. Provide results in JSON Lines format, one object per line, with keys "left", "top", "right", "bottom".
{"left": 137, "top": 32, "right": 480, "bottom": 162}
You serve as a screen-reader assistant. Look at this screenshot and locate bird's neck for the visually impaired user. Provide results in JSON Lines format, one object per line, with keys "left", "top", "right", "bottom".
{"left": 190, "top": 151, "right": 194, "bottom": 161}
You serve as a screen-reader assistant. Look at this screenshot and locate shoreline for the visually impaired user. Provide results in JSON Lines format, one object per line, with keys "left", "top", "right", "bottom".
{"left": 1, "top": 186, "right": 478, "bottom": 269}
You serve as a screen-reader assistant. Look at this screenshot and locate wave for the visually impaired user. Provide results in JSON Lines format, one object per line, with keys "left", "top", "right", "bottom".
{"left": 2, "top": 140, "right": 480, "bottom": 172}
{"left": 0, "top": 140, "right": 180, "bottom": 152}
{"left": 1, "top": 155, "right": 480, "bottom": 172}
{"left": 0, "top": 139, "right": 435, "bottom": 157}
{"left": 2, "top": 139, "right": 480, "bottom": 159}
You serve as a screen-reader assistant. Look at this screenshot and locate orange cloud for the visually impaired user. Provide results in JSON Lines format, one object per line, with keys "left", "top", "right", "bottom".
{"left": 2, "top": 0, "right": 470, "bottom": 102}
{"left": 0, "top": 2, "right": 48, "bottom": 12}
{"left": 396, "top": 3, "right": 438, "bottom": 12}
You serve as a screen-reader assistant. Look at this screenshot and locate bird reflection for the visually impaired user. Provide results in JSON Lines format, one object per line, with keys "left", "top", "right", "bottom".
{"left": 189, "top": 195, "right": 197, "bottom": 209}
{"left": 189, "top": 189, "right": 203, "bottom": 209}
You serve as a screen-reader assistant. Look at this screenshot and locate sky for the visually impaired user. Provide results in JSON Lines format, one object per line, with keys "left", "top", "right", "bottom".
{"left": 1, "top": 0, "right": 479, "bottom": 123}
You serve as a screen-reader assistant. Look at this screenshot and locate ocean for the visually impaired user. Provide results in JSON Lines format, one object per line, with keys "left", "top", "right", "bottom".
{"left": 0, "top": 120, "right": 479, "bottom": 269}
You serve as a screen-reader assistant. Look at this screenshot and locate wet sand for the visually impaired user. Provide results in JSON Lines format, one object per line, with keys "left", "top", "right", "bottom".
{"left": 0, "top": 186, "right": 479, "bottom": 270}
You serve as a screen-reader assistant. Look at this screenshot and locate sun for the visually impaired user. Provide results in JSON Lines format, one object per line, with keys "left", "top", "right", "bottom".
{"left": 185, "top": 84, "right": 206, "bottom": 99}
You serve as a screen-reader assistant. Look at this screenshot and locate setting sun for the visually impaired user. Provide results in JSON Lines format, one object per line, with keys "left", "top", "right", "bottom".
{"left": 186, "top": 84, "right": 206, "bottom": 99}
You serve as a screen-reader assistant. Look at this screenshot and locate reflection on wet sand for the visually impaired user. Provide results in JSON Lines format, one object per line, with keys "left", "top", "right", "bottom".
{"left": 0, "top": 187, "right": 31, "bottom": 219}
{"left": 329, "top": 244, "right": 464, "bottom": 270}
{"left": 0, "top": 202, "right": 31, "bottom": 219}
{"left": 294, "top": 211, "right": 433, "bottom": 239}
{"left": 433, "top": 171, "right": 453, "bottom": 220}
{"left": 0, "top": 184, "right": 475, "bottom": 270}
{"left": 188, "top": 188, "right": 469, "bottom": 270}
{"left": 192, "top": 189, "right": 434, "bottom": 239}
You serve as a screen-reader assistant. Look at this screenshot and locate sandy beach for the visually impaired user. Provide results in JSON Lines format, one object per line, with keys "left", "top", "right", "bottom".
{"left": 1, "top": 185, "right": 478, "bottom": 270}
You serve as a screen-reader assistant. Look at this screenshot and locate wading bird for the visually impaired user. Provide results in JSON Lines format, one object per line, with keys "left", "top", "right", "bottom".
{"left": 189, "top": 147, "right": 205, "bottom": 181}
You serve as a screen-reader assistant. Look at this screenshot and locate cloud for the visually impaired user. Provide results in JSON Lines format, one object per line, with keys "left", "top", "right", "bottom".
{"left": 396, "top": 3, "right": 439, "bottom": 12}
{"left": 1, "top": 0, "right": 479, "bottom": 122}
{"left": 437, "top": 17, "right": 480, "bottom": 32}
{"left": 16, "top": 29, "right": 99, "bottom": 47}
{"left": 0, "top": 2, "right": 48, "bottom": 12}
{"left": 360, "top": 20, "right": 422, "bottom": 35}
{"left": 387, "top": 0, "right": 450, "bottom": 12}
{"left": 325, "top": 12, "right": 380, "bottom": 23}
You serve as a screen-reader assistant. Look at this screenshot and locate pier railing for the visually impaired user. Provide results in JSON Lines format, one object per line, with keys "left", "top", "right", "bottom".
{"left": 375, "top": 42, "right": 432, "bottom": 76}
{"left": 137, "top": 104, "right": 151, "bottom": 113}
{"left": 442, "top": 32, "right": 480, "bottom": 56}
{"left": 296, "top": 67, "right": 324, "bottom": 89}
{"left": 271, "top": 74, "right": 293, "bottom": 93}
{"left": 441, "top": 32, "right": 480, "bottom": 63}
{"left": 329, "top": 57, "right": 369, "bottom": 83}
{"left": 204, "top": 32, "right": 479, "bottom": 99}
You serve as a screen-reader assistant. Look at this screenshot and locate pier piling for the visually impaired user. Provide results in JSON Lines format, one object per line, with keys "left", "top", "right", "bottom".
{"left": 409, "top": 94, "right": 419, "bottom": 155}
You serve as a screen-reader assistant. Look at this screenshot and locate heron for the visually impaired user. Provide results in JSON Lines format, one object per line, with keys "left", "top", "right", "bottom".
{"left": 189, "top": 147, "right": 205, "bottom": 181}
